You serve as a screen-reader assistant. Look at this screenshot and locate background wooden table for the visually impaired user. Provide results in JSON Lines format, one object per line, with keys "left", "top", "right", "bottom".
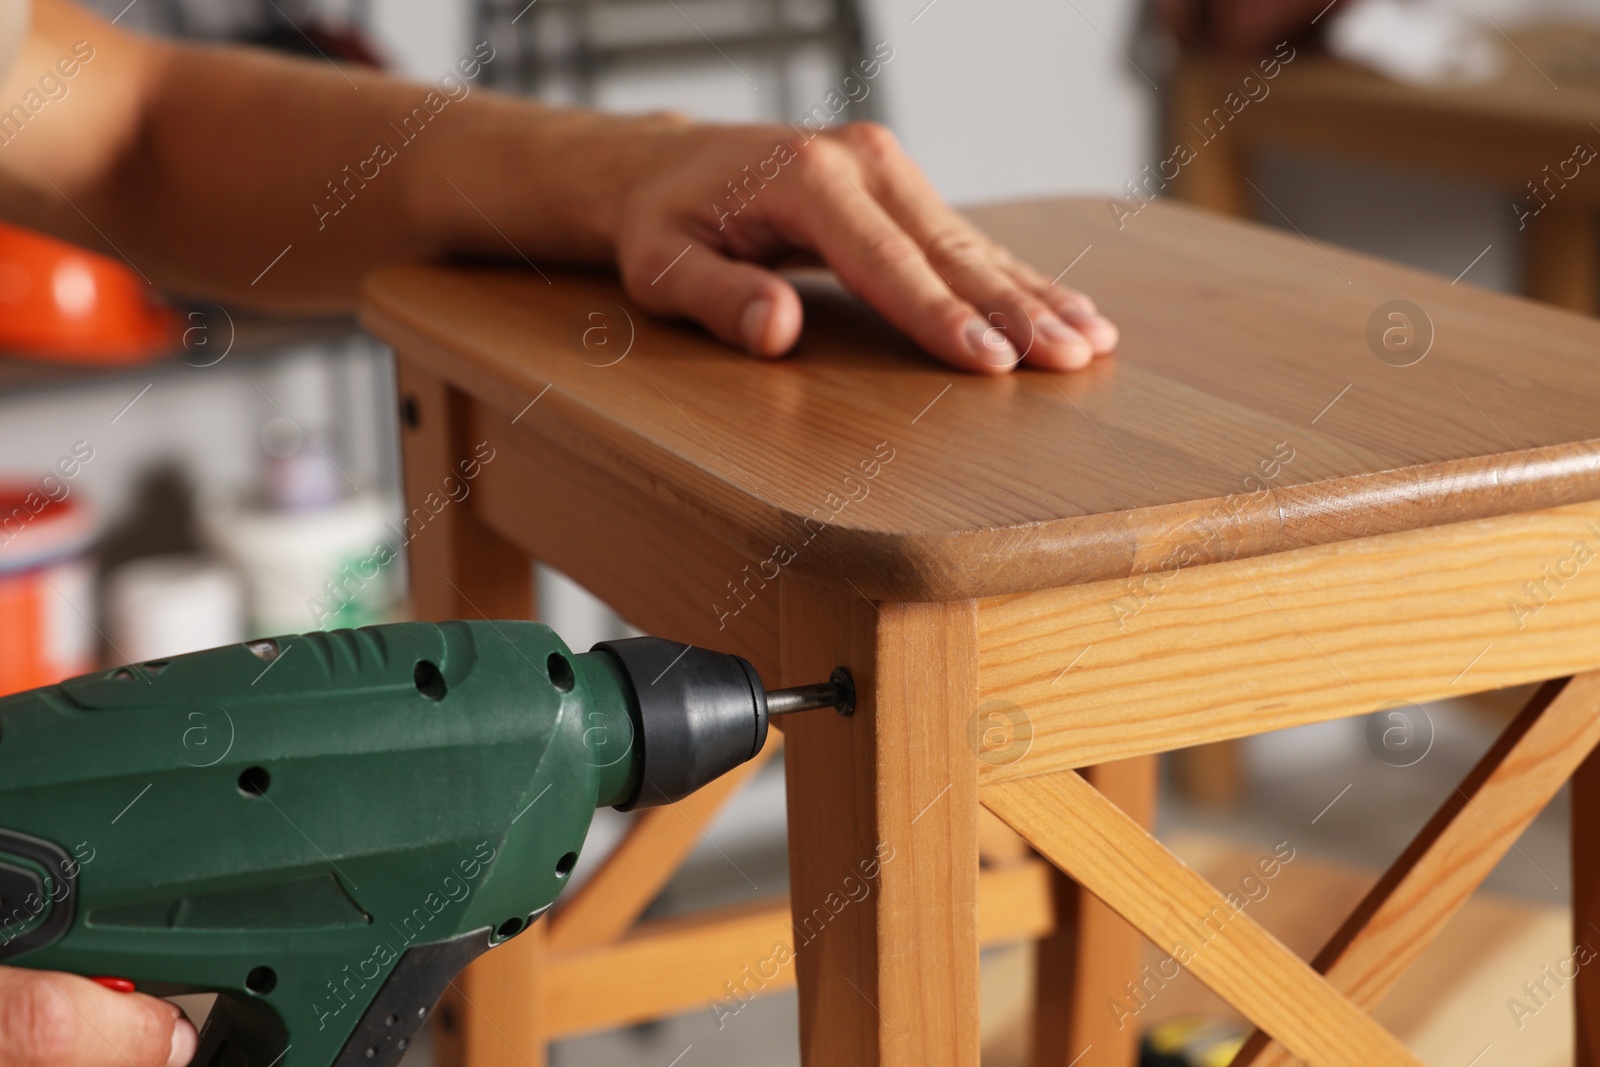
{"left": 364, "top": 196, "right": 1600, "bottom": 1067}
{"left": 1170, "top": 26, "right": 1600, "bottom": 313}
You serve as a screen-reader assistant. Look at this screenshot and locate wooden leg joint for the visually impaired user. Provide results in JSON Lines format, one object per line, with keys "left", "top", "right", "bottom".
{"left": 984, "top": 769, "right": 1422, "bottom": 1066}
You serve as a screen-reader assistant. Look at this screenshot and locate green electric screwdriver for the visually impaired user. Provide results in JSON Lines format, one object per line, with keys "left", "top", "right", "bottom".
{"left": 0, "top": 620, "right": 853, "bottom": 1067}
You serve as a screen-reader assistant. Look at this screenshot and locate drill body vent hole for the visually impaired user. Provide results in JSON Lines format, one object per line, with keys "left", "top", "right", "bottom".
{"left": 546, "top": 653, "right": 575, "bottom": 693}
{"left": 414, "top": 660, "right": 447, "bottom": 700}
{"left": 245, "top": 966, "right": 276, "bottom": 994}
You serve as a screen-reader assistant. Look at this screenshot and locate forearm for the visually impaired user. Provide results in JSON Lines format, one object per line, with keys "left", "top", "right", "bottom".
{"left": 108, "top": 45, "right": 675, "bottom": 310}
{"left": 2, "top": 5, "right": 658, "bottom": 310}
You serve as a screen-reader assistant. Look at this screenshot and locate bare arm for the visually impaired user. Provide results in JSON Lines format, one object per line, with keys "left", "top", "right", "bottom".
{"left": 0, "top": 0, "right": 1117, "bottom": 373}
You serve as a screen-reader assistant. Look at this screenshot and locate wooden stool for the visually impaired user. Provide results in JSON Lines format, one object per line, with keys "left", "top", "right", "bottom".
{"left": 363, "top": 197, "right": 1600, "bottom": 1067}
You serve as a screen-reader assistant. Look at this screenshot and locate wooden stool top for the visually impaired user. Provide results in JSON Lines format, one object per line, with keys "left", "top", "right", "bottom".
{"left": 362, "top": 197, "right": 1600, "bottom": 601}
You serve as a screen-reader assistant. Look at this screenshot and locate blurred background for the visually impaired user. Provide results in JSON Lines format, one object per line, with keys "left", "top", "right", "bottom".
{"left": 2, "top": 0, "right": 1597, "bottom": 1064}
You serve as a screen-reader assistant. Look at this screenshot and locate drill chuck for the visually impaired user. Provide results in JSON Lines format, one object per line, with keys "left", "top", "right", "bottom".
{"left": 588, "top": 638, "right": 853, "bottom": 811}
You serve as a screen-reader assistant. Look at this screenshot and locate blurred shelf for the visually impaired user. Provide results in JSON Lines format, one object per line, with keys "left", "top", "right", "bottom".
{"left": 0, "top": 311, "right": 362, "bottom": 397}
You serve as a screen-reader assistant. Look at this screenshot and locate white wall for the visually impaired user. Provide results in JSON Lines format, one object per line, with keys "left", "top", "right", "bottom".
{"left": 367, "top": 0, "right": 1155, "bottom": 201}
{"left": 368, "top": 0, "right": 470, "bottom": 80}
{"left": 1251, "top": 152, "right": 1521, "bottom": 295}
{"left": 872, "top": 0, "right": 1154, "bottom": 203}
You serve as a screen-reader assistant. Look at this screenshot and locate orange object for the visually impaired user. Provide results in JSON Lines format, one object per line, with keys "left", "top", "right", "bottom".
{"left": 0, "top": 221, "right": 176, "bottom": 363}
{"left": 91, "top": 977, "right": 137, "bottom": 994}
{"left": 0, "top": 485, "right": 98, "bottom": 696}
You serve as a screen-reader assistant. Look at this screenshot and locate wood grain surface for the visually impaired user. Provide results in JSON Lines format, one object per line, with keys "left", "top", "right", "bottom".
{"left": 1031, "top": 757, "right": 1158, "bottom": 1067}
{"left": 364, "top": 195, "right": 1600, "bottom": 601}
{"left": 780, "top": 583, "right": 981, "bottom": 1066}
{"left": 464, "top": 401, "right": 781, "bottom": 679}
{"left": 1131, "top": 834, "right": 1576, "bottom": 1066}
{"left": 977, "top": 499, "right": 1600, "bottom": 777}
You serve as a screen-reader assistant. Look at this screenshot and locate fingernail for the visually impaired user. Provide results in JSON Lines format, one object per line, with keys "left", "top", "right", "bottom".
{"left": 740, "top": 299, "right": 772, "bottom": 355}
{"left": 964, "top": 314, "right": 1017, "bottom": 366}
{"left": 168, "top": 1018, "right": 197, "bottom": 1067}
{"left": 1038, "top": 315, "right": 1093, "bottom": 366}
{"left": 1082, "top": 314, "right": 1119, "bottom": 352}
{"left": 1037, "top": 315, "right": 1078, "bottom": 344}
{"left": 1054, "top": 290, "right": 1098, "bottom": 316}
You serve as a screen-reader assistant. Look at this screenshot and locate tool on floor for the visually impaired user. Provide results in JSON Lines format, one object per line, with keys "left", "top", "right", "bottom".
{"left": 0, "top": 621, "right": 853, "bottom": 1067}
{"left": 1141, "top": 1016, "right": 1247, "bottom": 1067}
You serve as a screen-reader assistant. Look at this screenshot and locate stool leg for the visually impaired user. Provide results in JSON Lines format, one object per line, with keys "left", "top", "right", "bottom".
{"left": 397, "top": 360, "right": 542, "bottom": 1067}
{"left": 1169, "top": 742, "right": 1245, "bottom": 807}
{"left": 781, "top": 581, "right": 981, "bottom": 1067}
{"left": 1167, "top": 60, "right": 1251, "bottom": 219}
{"left": 1031, "top": 757, "right": 1158, "bottom": 1067}
{"left": 1577, "top": 744, "right": 1600, "bottom": 1065}
{"left": 398, "top": 362, "right": 534, "bottom": 623}
{"left": 1526, "top": 200, "right": 1599, "bottom": 315}
{"left": 436, "top": 932, "right": 548, "bottom": 1067}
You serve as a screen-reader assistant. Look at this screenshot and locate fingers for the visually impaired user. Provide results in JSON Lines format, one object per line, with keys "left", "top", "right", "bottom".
{"left": 0, "top": 968, "right": 193, "bottom": 1067}
{"left": 829, "top": 122, "right": 1119, "bottom": 370}
{"left": 892, "top": 208, "right": 1094, "bottom": 371}
{"left": 995, "top": 251, "right": 1119, "bottom": 355}
{"left": 619, "top": 232, "right": 804, "bottom": 358}
{"left": 611, "top": 120, "right": 1114, "bottom": 373}
{"left": 928, "top": 227, "right": 1093, "bottom": 371}
{"left": 778, "top": 146, "right": 1018, "bottom": 374}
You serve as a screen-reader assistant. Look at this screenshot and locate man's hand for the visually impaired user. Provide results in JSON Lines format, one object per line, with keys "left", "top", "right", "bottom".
{"left": 0, "top": 967, "right": 196, "bottom": 1067}
{"left": 2, "top": 0, "right": 1116, "bottom": 374}
{"left": 606, "top": 120, "right": 1119, "bottom": 374}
